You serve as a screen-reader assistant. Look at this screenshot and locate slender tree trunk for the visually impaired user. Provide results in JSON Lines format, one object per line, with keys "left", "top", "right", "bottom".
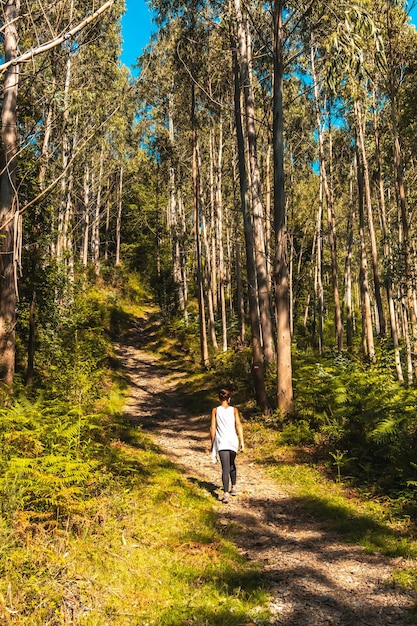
{"left": 92, "top": 145, "right": 104, "bottom": 274}
{"left": 235, "top": 0, "right": 275, "bottom": 364}
{"left": 344, "top": 169, "right": 355, "bottom": 349}
{"left": 400, "top": 297, "right": 413, "bottom": 385}
{"left": 104, "top": 181, "right": 110, "bottom": 263}
{"left": 231, "top": 133, "right": 246, "bottom": 345}
{"left": 265, "top": 137, "right": 272, "bottom": 292}
{"left": 273, "top": 0, "right": 293, "bottom": 414}
{"left": 231, "top": 27, "right": 268, "bottom": 410}
{"left": 202, "top": 210, "right": 218, "bottom": 350}
{"left": 215, "top": 116, "right": 227, "bottom": 352}
{"left": 197, "top": 138, "right": 218, "bottom": 350}
{"left": 355, "top": 149, "right": 375, "bottom": 360}
{"left": 191, "top": 81, "right": 209, "bottom": 368}
{"left": 178, "top": 190, "right": 188, "bottom": 321}
{"left": 57, "top": 52, "right": 72, "bottom": 261}
{"left": 0, "top": 0, "right": 20, "bottom": 387}
{"left": 39, "top": 83, "right": 55, "bottom": 192}
{"left": 311, "top": 40, "right": 343, "bottom": 351}
{"left": 115, "top": 166, "right": 123, "bottom": 267}
{"left": 168, "top": 95, "right": 186, "bottom": 314}
{"left": 82, "top": 165, "right": 90, "bottom": 267}
{"left": 25, "top": 245, "right": 38, "bottom": 387}
{"left": 390, "top": 92, "right": 416, "bottom": 380}
{"left": 372, "top": 88, "right": 403, "bottom": 381}
{"left": 315, "top": 178, "right": 324, "bottom": 352}
{"left": 209, "top": 122, "right": 218, "bottom": 314}
{"left": 354, "top": 99, "right": 386, "bottom": 337}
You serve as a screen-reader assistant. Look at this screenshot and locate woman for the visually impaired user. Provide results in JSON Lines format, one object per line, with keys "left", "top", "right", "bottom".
{"left": 210, "top": 388, "right": 244, "bottom": 503}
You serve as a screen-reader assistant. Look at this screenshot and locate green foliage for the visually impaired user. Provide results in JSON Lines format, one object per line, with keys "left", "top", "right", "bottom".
{"left": 0, "top": 404, "right": 269, "bottom": 625}
{"left": 294, "top": 352, "right": 417, "bottom": 490}
{"left": 0, "top": 273, "right": 146, "bottom": 522}
{"left": 279, "top": 419, "right": 315, "bottom": 445}
{"left": 0, "top": 398, "right": 102, "bottom": 519}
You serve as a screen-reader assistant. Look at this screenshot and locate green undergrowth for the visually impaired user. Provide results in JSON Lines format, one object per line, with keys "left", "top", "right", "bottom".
{"left": 245, "top": 421, "right": 417, "bottom": 595}
{"left": 1, "top": 276, "right": 271, "bottom": 625}
{"left": 0, "top": 421, "right": 270, "bottom": 625}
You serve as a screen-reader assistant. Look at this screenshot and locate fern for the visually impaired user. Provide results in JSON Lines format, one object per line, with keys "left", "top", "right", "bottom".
{"left": 0, "top": 397, "right": 106, "bottom": 518}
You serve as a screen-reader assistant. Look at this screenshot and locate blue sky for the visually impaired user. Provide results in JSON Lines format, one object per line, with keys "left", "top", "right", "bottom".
{"left": 120, "top": 1, "right": 417, "bottom": 74}
{"left": 120, "top": 0, "right": 155, "bottom": 72}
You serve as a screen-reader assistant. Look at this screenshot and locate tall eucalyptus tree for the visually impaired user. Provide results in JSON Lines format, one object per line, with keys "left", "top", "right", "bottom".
{"left": 0, "top": 0, "right": 20, "bottom": 386}
{"left": 0, "top": 0, "right": 126, "bottom": 389}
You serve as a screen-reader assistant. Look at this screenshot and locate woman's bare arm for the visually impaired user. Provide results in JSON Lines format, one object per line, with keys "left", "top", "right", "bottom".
{"left": 234, "top": 407, "right": 244, "bottom": 451}
{"left": 210, "top": 407, "right": 217, "bottom": 446}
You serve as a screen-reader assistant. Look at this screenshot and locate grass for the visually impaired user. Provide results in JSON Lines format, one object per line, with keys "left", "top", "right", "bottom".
{"left": 133, "top": 307, "right": 417, "bottom": 564}
{"left": 242, "top": 420, "right": 417, "bottom": 598}
{"left": 0, "top": 423, "right": 270, "bottom": 625}
{"left": 111, "top": 300, "right": 417, "bottom": 604}
{"left": 6, "top": 275, "right": 417, "bottom": 622}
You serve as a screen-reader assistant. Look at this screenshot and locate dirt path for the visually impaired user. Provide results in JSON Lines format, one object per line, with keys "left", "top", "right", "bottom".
{"left": 115, "top": 321, "right": 416, "bottom": 626}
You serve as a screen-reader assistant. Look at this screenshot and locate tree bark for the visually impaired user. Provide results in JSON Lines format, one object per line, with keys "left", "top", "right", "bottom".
{"left": 168, "top": 96, "right": 187, "bottom": 314}
{"left": 372, "top": 88, "right": 403, "bottom": 381}
{"left": 0, "top": 0, "right": 20, "bottom": 387}
{"left": 115, "top": 166, "right": 123, "bottom": 267}
{"left": 92, "top": 145, "right": 104, "bottom": 274}
{"left": 344, "top": 169, "right": 355, "bottom": 349}
{"left": 311, "top": 39, "right": 343, "bottom": 351}
{"left": 191, "top": 82, "right": 209, "bottom": 368}
{"left": 234, "top": 0, "right": 275, "bottom": 364}
{"left": 82, "top": 165, "right": 91, "bottom": 267}
{"left": 231, "top": 28, "right": 268, "bottom": 410}
{"left": 215, "top": 115, "right": 228, "bottom": 352}
{"left": 273, "top": 0, "right": 293, "bottom": 415}
{"left": 355, "top": 149, "right": 375, "bottom": 361}
{"left": 353, "top": 99, "right": 386, "bottom": 338}
{"left": 315, "top": 178, "right": 324, "bottom": 352}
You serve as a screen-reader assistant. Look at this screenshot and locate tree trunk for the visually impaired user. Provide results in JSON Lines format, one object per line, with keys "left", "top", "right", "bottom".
{"left": 215, "top": 115, "right": 228, "bottom": 352}
{"left": 191, "top": 81, "right": 209, "bottom": 368}
{"left": 92, "top": 145, "right": 104, "bottom": 274}
{"left": 354, "top": 99, "right": 386, "bottom": 338}
{"left": 273, "top": 0, "right": 293, "bottom": 415}
{"left": 390, "top": 89, "right": 416, "bottom": 380}
{"left": 355, "top": 149, "right": 375, "bottom": 361}
{"left": 231, "top": 139, "right": 246, "bottom": 346}
{"left": 234, "top": 0, "right": 275, "bottom": 364}
{"left": 201, "top": 209, "right": 218, "bottom": 350}
{"left": 315, "top": 178, "right": 324, "bottom": 352}
{"left": 168, "top": 96, "right": 187, "bottom": 314}
{"left": 344, "top": 169, "right": 355, "bottom": 349}
{"left": 197, "top": 138, "right": 217, "bottom": 349}
{"left": 0, "top": 0, "right": 20, "bottom": 387}
{"left": 311, "top": 39, "right": 343, "bottom": 351}
{"left": 57, "top": 52, "right": 72, "bottom": 262}
{"left": 115, "top": 166, "right": 123, "bottom": 267}
{"left": 104, "top": 181, "right": 111, "bottom": 263}
{"left": 372, "top": 88, "right": 403, "bottom": 381}
{"left": 82, "top": 165, "right": 90, "bottom": 267}
{"left": 231, "top": 27, "right": 268, "bottom": 410}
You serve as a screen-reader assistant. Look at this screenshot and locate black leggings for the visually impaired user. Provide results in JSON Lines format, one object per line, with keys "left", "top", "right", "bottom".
{"left": 218, "top": 450, "right": 237, "bottom": 492}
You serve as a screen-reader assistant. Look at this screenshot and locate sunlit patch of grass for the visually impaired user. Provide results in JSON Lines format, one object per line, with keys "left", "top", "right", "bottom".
{"left": 0, "top": 427, "right": 270, "bottom": 625}
{"left": 244, "top": 419, "right": 417, "bottom": 566}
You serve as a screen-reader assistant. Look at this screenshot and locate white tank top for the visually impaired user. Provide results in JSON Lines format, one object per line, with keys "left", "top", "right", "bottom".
{"left": 215, "top": 405, "right": 239, "bottom": 452}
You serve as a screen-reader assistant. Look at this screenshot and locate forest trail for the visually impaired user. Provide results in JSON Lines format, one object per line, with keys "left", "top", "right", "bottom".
{"left": 114, "top": 316, "right": 416, "bottom": 626}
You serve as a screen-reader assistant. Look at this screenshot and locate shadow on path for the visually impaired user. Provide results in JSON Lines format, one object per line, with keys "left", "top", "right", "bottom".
{"left": 115, "top": 322, "right": 417, "bottom": 626}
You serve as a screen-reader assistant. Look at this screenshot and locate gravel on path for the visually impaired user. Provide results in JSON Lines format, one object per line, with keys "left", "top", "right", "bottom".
{"left": 115, "top": 328, "right": 416, "bottom": 626}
